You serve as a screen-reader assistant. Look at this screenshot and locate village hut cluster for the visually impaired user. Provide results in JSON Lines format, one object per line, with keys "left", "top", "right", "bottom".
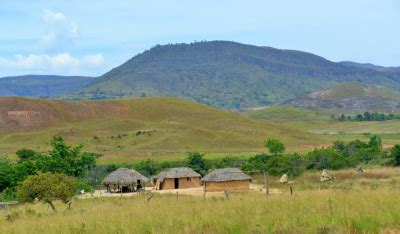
{"left": 102, "top": 167, "right": 254, "bottom": 193}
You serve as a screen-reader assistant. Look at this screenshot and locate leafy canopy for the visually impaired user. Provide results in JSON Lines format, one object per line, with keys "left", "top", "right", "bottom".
{"left": 186, "top": 151, "right": 209, "bottom": 176}
{"left": 18, "top": 172, "right": 76, "bottom": 211}
{"left": 264, "top": 138, "right": 286, "bottom": 156}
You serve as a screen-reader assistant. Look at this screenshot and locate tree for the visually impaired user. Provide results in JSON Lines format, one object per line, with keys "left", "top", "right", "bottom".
{"left": 391, "top": 145, "right": 400, "bottom": 166}
{"left": 264, "top": 138, "right": 285, "bottom": 156}
{"left": 368, "top": 135, "right": 382, "bottom": 152}
{"left": 36, "top": 136, "right": 100, "bottom": 177}
{"left": 0, "top": 157, "right": 15, "bottom": 192}
{"left": 186, "top": 151, "right": 208, "bottom": 176}
{"left": 18, "top": 172, "right": 76, "bottom": 211}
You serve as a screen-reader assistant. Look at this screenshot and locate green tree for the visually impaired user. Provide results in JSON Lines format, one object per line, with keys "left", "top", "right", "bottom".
{"left": 368, "top": 135, "right": 382, "bottom": 152}
{"left": 0, "top": 157, "right": 15, "bottom": 192}
{"left": 391, "top": 145, "right": 400, "bottom": 166}
{"left": 36, "top": 136, "right": 100, "bottom": 177}
{"left": 18, "top": 172, "right": 76, "bottom": 211}
{"left": 186, "top": 151, "right": 208, "bottom": 176}
{"left": 264, "top": 138, "right": 285, "bottom": 156}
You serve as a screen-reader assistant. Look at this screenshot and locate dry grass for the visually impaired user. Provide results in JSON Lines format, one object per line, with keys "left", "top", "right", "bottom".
{"left": 2, "top": 168, "right": 400, "bottom": 233}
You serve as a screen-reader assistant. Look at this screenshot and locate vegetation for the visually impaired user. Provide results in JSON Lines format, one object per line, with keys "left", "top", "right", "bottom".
{"left": 70, "top": 41, "right": 400, "bottom": 108}
{"left": 0, "top": 75, "right": 93, "bottom": 97}
{"left": 18, "top": 172, "right": 76, "bottom": 211}
{"left": 2, "top": 186, "right": 400, "bottom": 233}
{"left": 0, "top": 136, "right": 99, "bottom": 200}
{"left": 333, "top": 112, "right": 400, "bottom": 122}
{"left": 283, "top": 83, "right": 400, "bottom": 113}
{"left": 264, "top": 138, "right": 285, "bottom": 156}
{"left": 0, "top": 97, "right": 325, "bottom": 163}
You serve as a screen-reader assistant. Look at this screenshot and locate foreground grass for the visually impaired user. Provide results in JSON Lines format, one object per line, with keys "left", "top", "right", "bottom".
{"left": 1, "top": 188, "right": 400, "bottom": 233}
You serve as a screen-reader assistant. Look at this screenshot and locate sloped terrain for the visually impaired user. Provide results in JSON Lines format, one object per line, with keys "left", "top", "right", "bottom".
{"left": 0, "top": 97, "right": 324, "bottom": 162}
{"left": 282, "top": 83, "right": 400, "bottom": 113}
{"left": 71, "top": 41, "right": 400, "bottom": 109}
{"left": 0, "top": 75, "right": 93, "bottom": 97}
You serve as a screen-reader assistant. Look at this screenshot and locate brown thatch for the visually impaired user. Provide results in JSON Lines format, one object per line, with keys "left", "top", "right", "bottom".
{"left": 153, "top": 167, "right": 201, "bottom": 183}
{"left": 201, "top": 168, "right": 252, "bottom": 182}
{"left": 102, "top": 168, "right": 149, "bottom": 186}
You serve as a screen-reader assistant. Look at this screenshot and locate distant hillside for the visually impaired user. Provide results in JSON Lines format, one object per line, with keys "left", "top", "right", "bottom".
{"left": 282, "top": 83, "right": 400, "bottom": 113}
{"left": 0, "top": 75, "right": 93, "bottom": 97}
{"left": 0, "top": 97, "right": 324, "bottom": 162}
{"left": 71, "top": 41, "right": 400, "bottom": 109}
{"left": 340, "top": 61, "right": 400, "bottom": 81}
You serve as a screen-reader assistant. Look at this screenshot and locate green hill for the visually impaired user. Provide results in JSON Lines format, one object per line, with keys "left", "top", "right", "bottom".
{"left": 70, "top": 41, "right": 400, "bottom": 109}
{"left": 0, "top": 97, "right": 325, "bottom": 163}
{"left": 282, "top": 83, "right": 400, "bottom": 113}
{"left": 0, "top": 75, "right": 94, "bottom": 97}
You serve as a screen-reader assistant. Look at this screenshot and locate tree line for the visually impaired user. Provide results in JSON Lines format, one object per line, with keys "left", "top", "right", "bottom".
{"left": 332, "top": 112, "right": 400, "bottom": 122}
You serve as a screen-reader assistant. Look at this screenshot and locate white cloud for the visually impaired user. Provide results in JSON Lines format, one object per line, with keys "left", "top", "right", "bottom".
{"left": 0, "top": 53, "right": 104, "bottom": 76}
{"left": 42, "top": 9, "right": 66, "bottom": 23}
{"left": 82, "top": 53, "right": 104, "bottom": 66}
{"left": 40, "top": 9, "right": 79, "bottom": 50}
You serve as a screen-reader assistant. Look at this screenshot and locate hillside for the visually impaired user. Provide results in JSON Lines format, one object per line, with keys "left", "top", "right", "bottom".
{"left": 0, "top": 75, "right": 93, "bottom": 97}
{"left": 71, "top": 41, "right": 400, "bottom": 109}
{"left": 282, "top": 83, "right": 400, "bottom": 113}
{"left": 0, "top": 97, "right": 324, "bottom": 163}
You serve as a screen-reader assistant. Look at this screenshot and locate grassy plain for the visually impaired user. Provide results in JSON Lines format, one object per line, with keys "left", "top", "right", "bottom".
{"left": 2, "top": 167, "right": 400, "bottom": 233}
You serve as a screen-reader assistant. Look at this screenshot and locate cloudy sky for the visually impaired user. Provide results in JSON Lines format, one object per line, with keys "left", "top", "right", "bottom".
{"left": 0, "top": 0, "right": 399, "bottom": 77}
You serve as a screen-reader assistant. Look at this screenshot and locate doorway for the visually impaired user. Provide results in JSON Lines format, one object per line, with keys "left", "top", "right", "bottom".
{"left": 174, "top": 178, "right": 179, "bottom": 189}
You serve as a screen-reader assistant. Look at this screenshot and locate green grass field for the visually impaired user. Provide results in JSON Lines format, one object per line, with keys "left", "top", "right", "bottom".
{"left": 2, "top": 167, "right": 400, "bottom": 233}
{"left": 245, "top": 105, "right": 400, "bottom": 147}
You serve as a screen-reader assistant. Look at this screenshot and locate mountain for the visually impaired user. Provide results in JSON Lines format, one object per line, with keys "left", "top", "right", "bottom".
{"left": 71, "top": 41, "right": 400, "bottom": 109}
{"left": 0, "top": 97, "right": 324, "bottom": 162}
{"left": 340, "top": 61, "right": 400, "bottom": 81}
{"left": 0, "top": 75, "right": 93, "bottom": 98}
{"left": 282, "top": 83, "right": 400, "bottom": 113}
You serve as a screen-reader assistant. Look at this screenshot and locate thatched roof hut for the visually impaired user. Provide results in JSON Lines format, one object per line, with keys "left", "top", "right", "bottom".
{"left": 201, "top": 168, "right": 252, "bottom": 192}
{"left": 102, "top": 168, "right": 149, "bottom": 193}
{"left": 153, "top": 167, "right": 201, "bottom": 190}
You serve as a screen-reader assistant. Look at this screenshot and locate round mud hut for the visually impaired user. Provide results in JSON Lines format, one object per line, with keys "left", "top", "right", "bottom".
{"left": 153, "top": 167, "right": 201, "bottom": 190}
{"left": 102, "top": 168, "right": 149, "bottom": 193}
{"left": 201, "top": 168, "right": 252, "bottom": 192}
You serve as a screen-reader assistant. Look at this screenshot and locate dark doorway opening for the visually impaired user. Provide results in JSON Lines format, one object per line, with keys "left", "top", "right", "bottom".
{"left": 174, "top": 178, "right": 179, "bottom": 189}
{"left": 137, "top": 180, "right": 142, "bottom": 190}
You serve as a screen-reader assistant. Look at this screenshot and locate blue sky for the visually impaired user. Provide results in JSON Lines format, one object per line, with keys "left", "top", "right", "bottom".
{"left": 0, "top": 0, "right": 399, "bottom": 77}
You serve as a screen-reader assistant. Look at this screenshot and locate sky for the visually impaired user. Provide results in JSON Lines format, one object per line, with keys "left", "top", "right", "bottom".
{"left": 0, "top": 0, "right": 399, "bottom": 77}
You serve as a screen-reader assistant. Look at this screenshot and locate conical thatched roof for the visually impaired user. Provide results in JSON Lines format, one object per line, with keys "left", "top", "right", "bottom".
{"left": 103, "top": 168, "right": 149, "bottom": 186}
{"left": 201, "top": 168, "right": 252, "bottom": 182}
{"left": 154, "top": 167, "right": 201, "bottom": 183}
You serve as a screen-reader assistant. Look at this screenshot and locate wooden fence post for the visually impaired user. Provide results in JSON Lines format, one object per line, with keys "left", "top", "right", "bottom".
{"left": 263, "top": 170, "right": 269, "bottom": 196}
{"left": 290, "top": 186, "right": 293, "bottom": 196}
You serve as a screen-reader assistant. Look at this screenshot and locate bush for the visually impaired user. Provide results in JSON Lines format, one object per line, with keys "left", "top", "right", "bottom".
{"left": 306, "top": 148, "right": 349, "bottom": 170}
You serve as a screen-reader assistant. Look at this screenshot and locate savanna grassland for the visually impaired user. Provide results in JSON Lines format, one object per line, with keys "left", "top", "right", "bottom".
{"left": 0, "top": 97, "right": 327, "bottom": 164}
{"left": 2, "top": 167, "right": 400, "bottom": 233}
{"left": 245, "top": 105, "right": 400, "bottom": 147}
